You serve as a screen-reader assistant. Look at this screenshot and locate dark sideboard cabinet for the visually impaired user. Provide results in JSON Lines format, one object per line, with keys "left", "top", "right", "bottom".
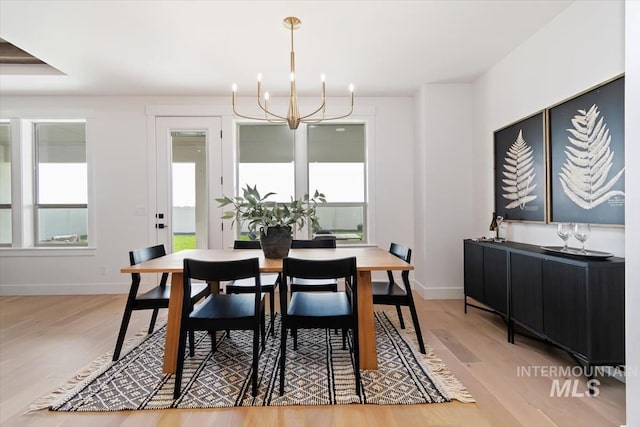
{"left": 463, "top": 239, "right": 625, "bottom": 367}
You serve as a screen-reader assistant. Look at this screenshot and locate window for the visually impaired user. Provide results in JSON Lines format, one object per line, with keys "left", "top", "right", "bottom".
{"left": 34, "top": 122, "right": 88, "bottom": 246}
{"left": 238, "top": 124, "right": 295, "bottom": 201}
{"left": 236, "top": 122, "right": 367, "bottom": 243}
{"left": 308, "top": 124, "right": 366, "bottom": 242}
{"left": 0, "top": 122, "right": 11, "bottom": 246}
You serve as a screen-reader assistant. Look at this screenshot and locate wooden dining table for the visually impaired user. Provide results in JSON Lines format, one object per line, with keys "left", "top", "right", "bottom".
{"left": 120, "top": 246, "right": 414, "bottom": 373}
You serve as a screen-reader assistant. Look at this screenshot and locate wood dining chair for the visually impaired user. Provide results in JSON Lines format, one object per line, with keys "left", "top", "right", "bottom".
{"left": 112, "top": 244, "right": 210, "bottom": 361}
{"left": 371, "top": 243, "right": 426, "bottom": 354}
{"left": 279, "top": 256, "right": 361, "bottom": 396}
{"left": 225, "top": 240, "right": 280, "bottom": 335}
{"left": 174, "top": 257, "right": 265, "bottom": 399}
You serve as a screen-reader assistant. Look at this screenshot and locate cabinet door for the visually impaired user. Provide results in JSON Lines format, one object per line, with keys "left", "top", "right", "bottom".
{"left": 463, "top": 241, "right": 484, "bottom": 302}
{"left": 510, "top": 253, "right": 543, "bottom": 333}
{"left": 542, "top": 260, "right": 588, "bottom": 356}
{"left": 483, "top": 246, "right": 508, "bottom": 315}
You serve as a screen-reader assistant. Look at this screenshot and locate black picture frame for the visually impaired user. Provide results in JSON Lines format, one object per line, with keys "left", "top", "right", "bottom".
{"left": 548, "top": 75, "right": 625, "bottom": 226}
{"left": 494, "top": 111, "right": 546, "bottom": 222}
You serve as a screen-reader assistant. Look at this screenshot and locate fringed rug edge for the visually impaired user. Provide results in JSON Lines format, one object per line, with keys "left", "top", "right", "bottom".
{"left": 26, "top": 323, "right": 164, "bottom": 413}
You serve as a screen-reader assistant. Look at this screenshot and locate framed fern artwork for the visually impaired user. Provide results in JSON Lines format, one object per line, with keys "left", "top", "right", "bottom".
{"left": 548, "top": 75, "right": 625, "bottom": 226}
{"left": 493, "top": 111, "right": 547, "bottom": 222}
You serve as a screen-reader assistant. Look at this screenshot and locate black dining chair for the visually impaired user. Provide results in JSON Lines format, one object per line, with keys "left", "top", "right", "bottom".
{"left": 279, "top": 256, "right": 361, "bottom": 396}
{"left": 371, "top": 243, "right": 426, "bottom": 354}
{"left": 112, "top": 244, "right": 210, "bottom": 361}
{"left": 174, "top": 257, "right": 265, "bottom": 399}
{"left": 225, "top": 240, "right": 280, "bottom": 335}
{"left": 289, "top": 238, "right": 338, "bottom": 293}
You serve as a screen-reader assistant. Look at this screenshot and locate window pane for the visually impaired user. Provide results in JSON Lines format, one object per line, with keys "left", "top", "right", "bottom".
{"left": 37, "top": 207, "right": 87, "bottom": 244}
{"left": 315, "top": 206, "right": 364, "bottom": 241}
{"left": 238, "top": 124, "right": 294, "bottom": 201}
{"left": 0, "top": 208, "right": 10, "bottom": 245}
{"left": 0, "top": 122, "right": 10, "bottom": 205}
{"left": 308, "top": 124, "right": 365, "bottom": 202}
{"left": 36, "top": 123, "right": 87, "bottom": 204}
{"left": 171, "top": 130, "right": 206, "bottom": 250}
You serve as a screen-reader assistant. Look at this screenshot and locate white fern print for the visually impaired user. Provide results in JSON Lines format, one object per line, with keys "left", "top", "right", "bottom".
{"left": 501, "top": 130, "right": 537, "bottom": 209}
{"left": 559, "top": 104, "right": 625, "bottom": 209}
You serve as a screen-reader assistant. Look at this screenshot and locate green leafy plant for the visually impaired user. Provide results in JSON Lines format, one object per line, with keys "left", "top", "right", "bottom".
{"left": 216, "top": 184, "right": 326, "bottom": 235}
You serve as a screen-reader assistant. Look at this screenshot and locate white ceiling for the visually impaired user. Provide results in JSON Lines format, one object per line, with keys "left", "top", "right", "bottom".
{"left": 0, "top": 0, "right": 573, "bottom": 97}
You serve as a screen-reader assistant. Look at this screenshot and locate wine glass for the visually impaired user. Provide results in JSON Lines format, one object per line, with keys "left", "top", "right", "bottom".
{"left": 573, "top": 223, "right": 591, "bottom": 254}
{"left": 557, "top": 223, "right": 573, "bottom": 252}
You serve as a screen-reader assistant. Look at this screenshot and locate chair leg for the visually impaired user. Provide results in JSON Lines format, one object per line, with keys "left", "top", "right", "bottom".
{"left": 292, "top": 328, "right": 298, "bottom": 350}
{"left": 279, "top": 324, "right": 287, "bottom": 395}
{"left": 210, "top": 330, "right": 217, "bottom": 353}
{"left": 261, "top": 308, "right": 266, "bottom": 352}
{"left": 395, "top": 305, "right": 405, "bottom": 329}
{"left": 173, "top": 325, "right": 189, "bottom": 399}
{"left": 269, "top": 289, "right": 275, "bottom": 337}
{"left": 112, "top": 307, "right": 133, "bottom": 361}
{"left": 342, "top": 328, "right": 347, "bottom": 350}
{"left": 351, "top": 322, "right": 361, "bottom": 396}
{"left": 188, "top": 330, "right": 196, "bottom": 357}
{"left": 408, "top": 301, "right": 426, "bottom": 354}
{"left": 148, "top": 308, "right": 160, "bottom": 334}
{"left": 252, "top": 328, "right": 259, "bottom": 397}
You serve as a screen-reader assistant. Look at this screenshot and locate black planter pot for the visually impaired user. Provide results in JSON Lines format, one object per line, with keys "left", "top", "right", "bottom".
{"left": 259, "top": 226, "right": 293, "bottom": 259}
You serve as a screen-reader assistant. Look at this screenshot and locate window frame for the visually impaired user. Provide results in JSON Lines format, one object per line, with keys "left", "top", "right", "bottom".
{"left": 0, "top": 120, "right": 11, "bottom": 246}
{"left": 235, "top": 121, "right": 370, "bottom": 243}
{"left": 33, "top": 120, "right": 89, "bottom": 247}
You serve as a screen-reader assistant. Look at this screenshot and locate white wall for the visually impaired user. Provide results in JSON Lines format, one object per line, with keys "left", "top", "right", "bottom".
{"left": 472, "top": 0, "right": 625, "bottom": 256}
{"left": 625, "top": 0, "right": 639, "bottom": 424}
{"left": 413, "top": 84, "right": 473, "bottom": 299}
{"left": 0, "top": 96, "right": 414, "bottom": 294}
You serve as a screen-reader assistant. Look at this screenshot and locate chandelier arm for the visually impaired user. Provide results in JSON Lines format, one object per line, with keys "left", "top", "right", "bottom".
{"left": 301, "top": 105, "right": 355, "bottom": 123}
{"left": 298, "top": 99, "right": 328, "bottom": 121}
{"left": 257, "top": 98, "right": 288, "bottom": 121}
{"left": 232, "top": 104, "right": 279, "bottom": 122}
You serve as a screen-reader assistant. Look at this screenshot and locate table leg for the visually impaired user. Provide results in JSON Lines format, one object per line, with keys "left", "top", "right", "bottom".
{"left": 163, "top": 272, "right": 183, "bottom": 374}
{"left": 357, "top": 270, "right": 378, "bottom": 370}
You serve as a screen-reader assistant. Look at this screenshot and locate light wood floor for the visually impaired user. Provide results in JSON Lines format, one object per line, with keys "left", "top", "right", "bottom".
{"left": 0, "top": 294, "right": 625, "bottom": 427}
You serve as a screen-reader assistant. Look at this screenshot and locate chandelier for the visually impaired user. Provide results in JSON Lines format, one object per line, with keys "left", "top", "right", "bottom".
{"left": 231, "top": 16, "right": 354, "bottom": 130}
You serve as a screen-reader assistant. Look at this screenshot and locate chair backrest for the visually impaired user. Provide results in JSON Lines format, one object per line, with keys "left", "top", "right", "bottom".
{"left": 234, "top": 240, "right": 261, "bottom": 250}
{"left": 291, "top": 239, "right": 336, "bottom": 249}
{"left": 182, "top": 257, "right": 262, "bottom": 317}
{"left": 130, "top": 244, "right": 166, "bottom": 265}
{"left": 387, "top": 242, "right": 412, "bottom": 284}
{"left": 129, "top": 244, "right": 168, "bottom": 287}
{"left": 280, "top": 257, "right": 358, "bottom": 314}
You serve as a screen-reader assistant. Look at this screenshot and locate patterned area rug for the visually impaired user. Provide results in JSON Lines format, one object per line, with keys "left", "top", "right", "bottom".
{"left": 32, "top": 312, "right": 473, "bottom": 411}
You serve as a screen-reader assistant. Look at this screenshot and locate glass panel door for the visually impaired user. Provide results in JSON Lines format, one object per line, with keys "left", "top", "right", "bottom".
{"left": 156, "top": 117, "right": 222, "bottom": 251}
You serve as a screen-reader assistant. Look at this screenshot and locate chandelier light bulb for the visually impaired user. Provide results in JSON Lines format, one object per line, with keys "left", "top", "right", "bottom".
{"left": 349, "top": 84, "right": 354, "bottom": 93}
{"left": 321, "top": 74, "right": 326, "bottom": 82}
{"left": 290, "top": 72, "right": 295, "bottom": 82}
{"left": 264, "top": 92, "right": 270, "bottom": 101}
{"left": 257, "top": 73, "right": 262, "bottom": 82}
{"left": 232, "top": 83, "right": 238, "bottom": 92}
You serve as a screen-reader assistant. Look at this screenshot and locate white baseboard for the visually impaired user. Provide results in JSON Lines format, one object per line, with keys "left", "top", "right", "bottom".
{"left": 411, "top": 280, "right": 463, "bottom": 300}
{"left": 0, "top": 282, "right": 130, "bottom": 296}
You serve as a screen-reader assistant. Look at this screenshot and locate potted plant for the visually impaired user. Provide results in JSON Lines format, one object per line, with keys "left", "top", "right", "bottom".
{"left": 216, "top": 184, "right": 326, "bottom": 258}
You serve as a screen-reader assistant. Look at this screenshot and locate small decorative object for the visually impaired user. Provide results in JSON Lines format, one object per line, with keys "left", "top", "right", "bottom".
{"left": 573, "top": 223, "right": 591, "bottom": 254}
{"left": 556, "top": 223, "right": 573, "bottom": 252}
{"left": 495, "top": 215, "right": 505, "bottom": 242}
{"left": 216, "top": 185, "right": 326, "bottom": 258}
{"left": 489, "top": 212, "right": 498, "bottom": 240}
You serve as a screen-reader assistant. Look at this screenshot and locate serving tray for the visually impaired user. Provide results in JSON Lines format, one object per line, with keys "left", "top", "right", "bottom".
{"left": 540, "top": 246, "right": 613, "bottom": 259}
